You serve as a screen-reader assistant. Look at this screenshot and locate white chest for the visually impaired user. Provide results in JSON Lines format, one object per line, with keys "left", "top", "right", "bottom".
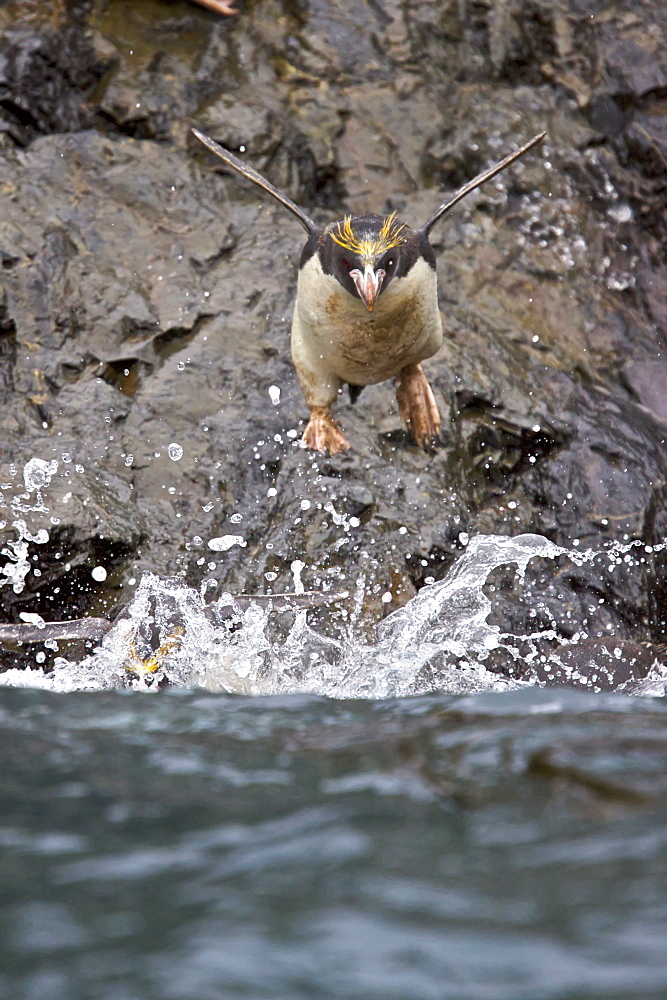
{"left": 292, "top": 254, "right": 443, "bottom": 386}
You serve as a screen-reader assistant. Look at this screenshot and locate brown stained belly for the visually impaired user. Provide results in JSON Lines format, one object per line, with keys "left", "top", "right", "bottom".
{"left": 326, "top": 300, "right": 434, "bottom": 386}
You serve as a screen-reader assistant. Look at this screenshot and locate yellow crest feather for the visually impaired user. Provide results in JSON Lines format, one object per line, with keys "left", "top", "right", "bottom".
{"left": 330, "top": 211, "right": 407, "bottom": 259}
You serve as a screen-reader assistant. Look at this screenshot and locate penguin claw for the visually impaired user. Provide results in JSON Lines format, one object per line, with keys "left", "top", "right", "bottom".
{"left": 395, "top": 363, "right": 441, "bottom": 450}
{"left": 302, "top": 407, "right": 351, "bottom": 455}
{"left": 193, "top": 0, "right": 239, "bottom": 14}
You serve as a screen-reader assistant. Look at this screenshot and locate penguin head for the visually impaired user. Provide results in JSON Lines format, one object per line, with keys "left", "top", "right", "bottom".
{"left": 326, "top": 212, "right": 411, "bottom": 312}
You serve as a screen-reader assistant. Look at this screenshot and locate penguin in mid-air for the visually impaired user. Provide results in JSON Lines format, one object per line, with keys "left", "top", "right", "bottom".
{"left": 192, "top": 127, "right": 545, "bottom": 455}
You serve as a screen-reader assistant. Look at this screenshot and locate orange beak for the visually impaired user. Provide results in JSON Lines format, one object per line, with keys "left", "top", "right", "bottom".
{"left": 350, "top": 263, "right": 386, "bottom": 312}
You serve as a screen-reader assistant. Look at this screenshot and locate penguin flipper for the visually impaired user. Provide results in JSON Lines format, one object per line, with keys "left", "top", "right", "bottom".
{"left": 192, "top": 128, "right": 317, "bottom": 235}
{"left": 420, "top": 131, "right": 546, "bottom": 238}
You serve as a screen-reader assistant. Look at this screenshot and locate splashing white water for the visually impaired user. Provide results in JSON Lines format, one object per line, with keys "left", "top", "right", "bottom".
{"left": 2, "top": 458, "right": 666, "bottom": 699}
{"left": 5, "top": 532, "right": 662, "bottom": 699}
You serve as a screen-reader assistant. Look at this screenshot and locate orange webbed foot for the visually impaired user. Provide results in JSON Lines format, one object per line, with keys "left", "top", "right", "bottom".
{"left": 395, "top": 363, "right": 441, "bottom": 450}
{"left": 302, "top": 406, "right": 351, "bottom": 455}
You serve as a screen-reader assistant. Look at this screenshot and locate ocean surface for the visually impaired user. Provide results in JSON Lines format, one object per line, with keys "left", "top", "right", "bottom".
{"left": 1, "top": 685, "right": 666, "bottom": 1000}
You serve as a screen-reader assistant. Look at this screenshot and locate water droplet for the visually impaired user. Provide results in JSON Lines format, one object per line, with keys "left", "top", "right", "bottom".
{"left": 208, "top": 535, "right": 246, "bottom": 552}
{"left": 19, "top": 612, "right": 45, "bottom": 628}
{"left": 291, "top": 559, "right": 305, "bottom": 595}
{"left": 23, "top": 458, "right": 58, "bottom": 492}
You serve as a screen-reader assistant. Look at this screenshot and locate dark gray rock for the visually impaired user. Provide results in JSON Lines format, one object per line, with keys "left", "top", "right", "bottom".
{"left": 1, "top": 0, "right": 666, "bottom": 680}
{"left": 0, "top": 1, "right": 114, "bottom": 145}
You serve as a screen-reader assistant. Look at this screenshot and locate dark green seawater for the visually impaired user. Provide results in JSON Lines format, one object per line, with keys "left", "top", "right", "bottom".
{"left": 1, "top": 686, "right": 666, "bottom": 1000}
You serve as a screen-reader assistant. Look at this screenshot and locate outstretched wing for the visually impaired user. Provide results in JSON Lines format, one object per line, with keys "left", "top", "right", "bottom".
{"left": 420, "top": 131, "right": 546, "bottom": 237}
{"left": 192, "top": 128, "right": 318, "bottom": 235}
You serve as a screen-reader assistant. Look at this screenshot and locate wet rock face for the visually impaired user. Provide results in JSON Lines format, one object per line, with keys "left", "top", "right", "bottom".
{"left": 1, "top": 0, "right": 666, "bottom": 675}
{"left": 0, "top": 1, "right": 114, "bottom": 145}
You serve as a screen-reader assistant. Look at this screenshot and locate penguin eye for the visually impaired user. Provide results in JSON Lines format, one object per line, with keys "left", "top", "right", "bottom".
{"left": 342, "top": 257, "right": 351, "bottom": 271}
{"left": 386, "top": 259, "right": 394, "bottom": 269}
